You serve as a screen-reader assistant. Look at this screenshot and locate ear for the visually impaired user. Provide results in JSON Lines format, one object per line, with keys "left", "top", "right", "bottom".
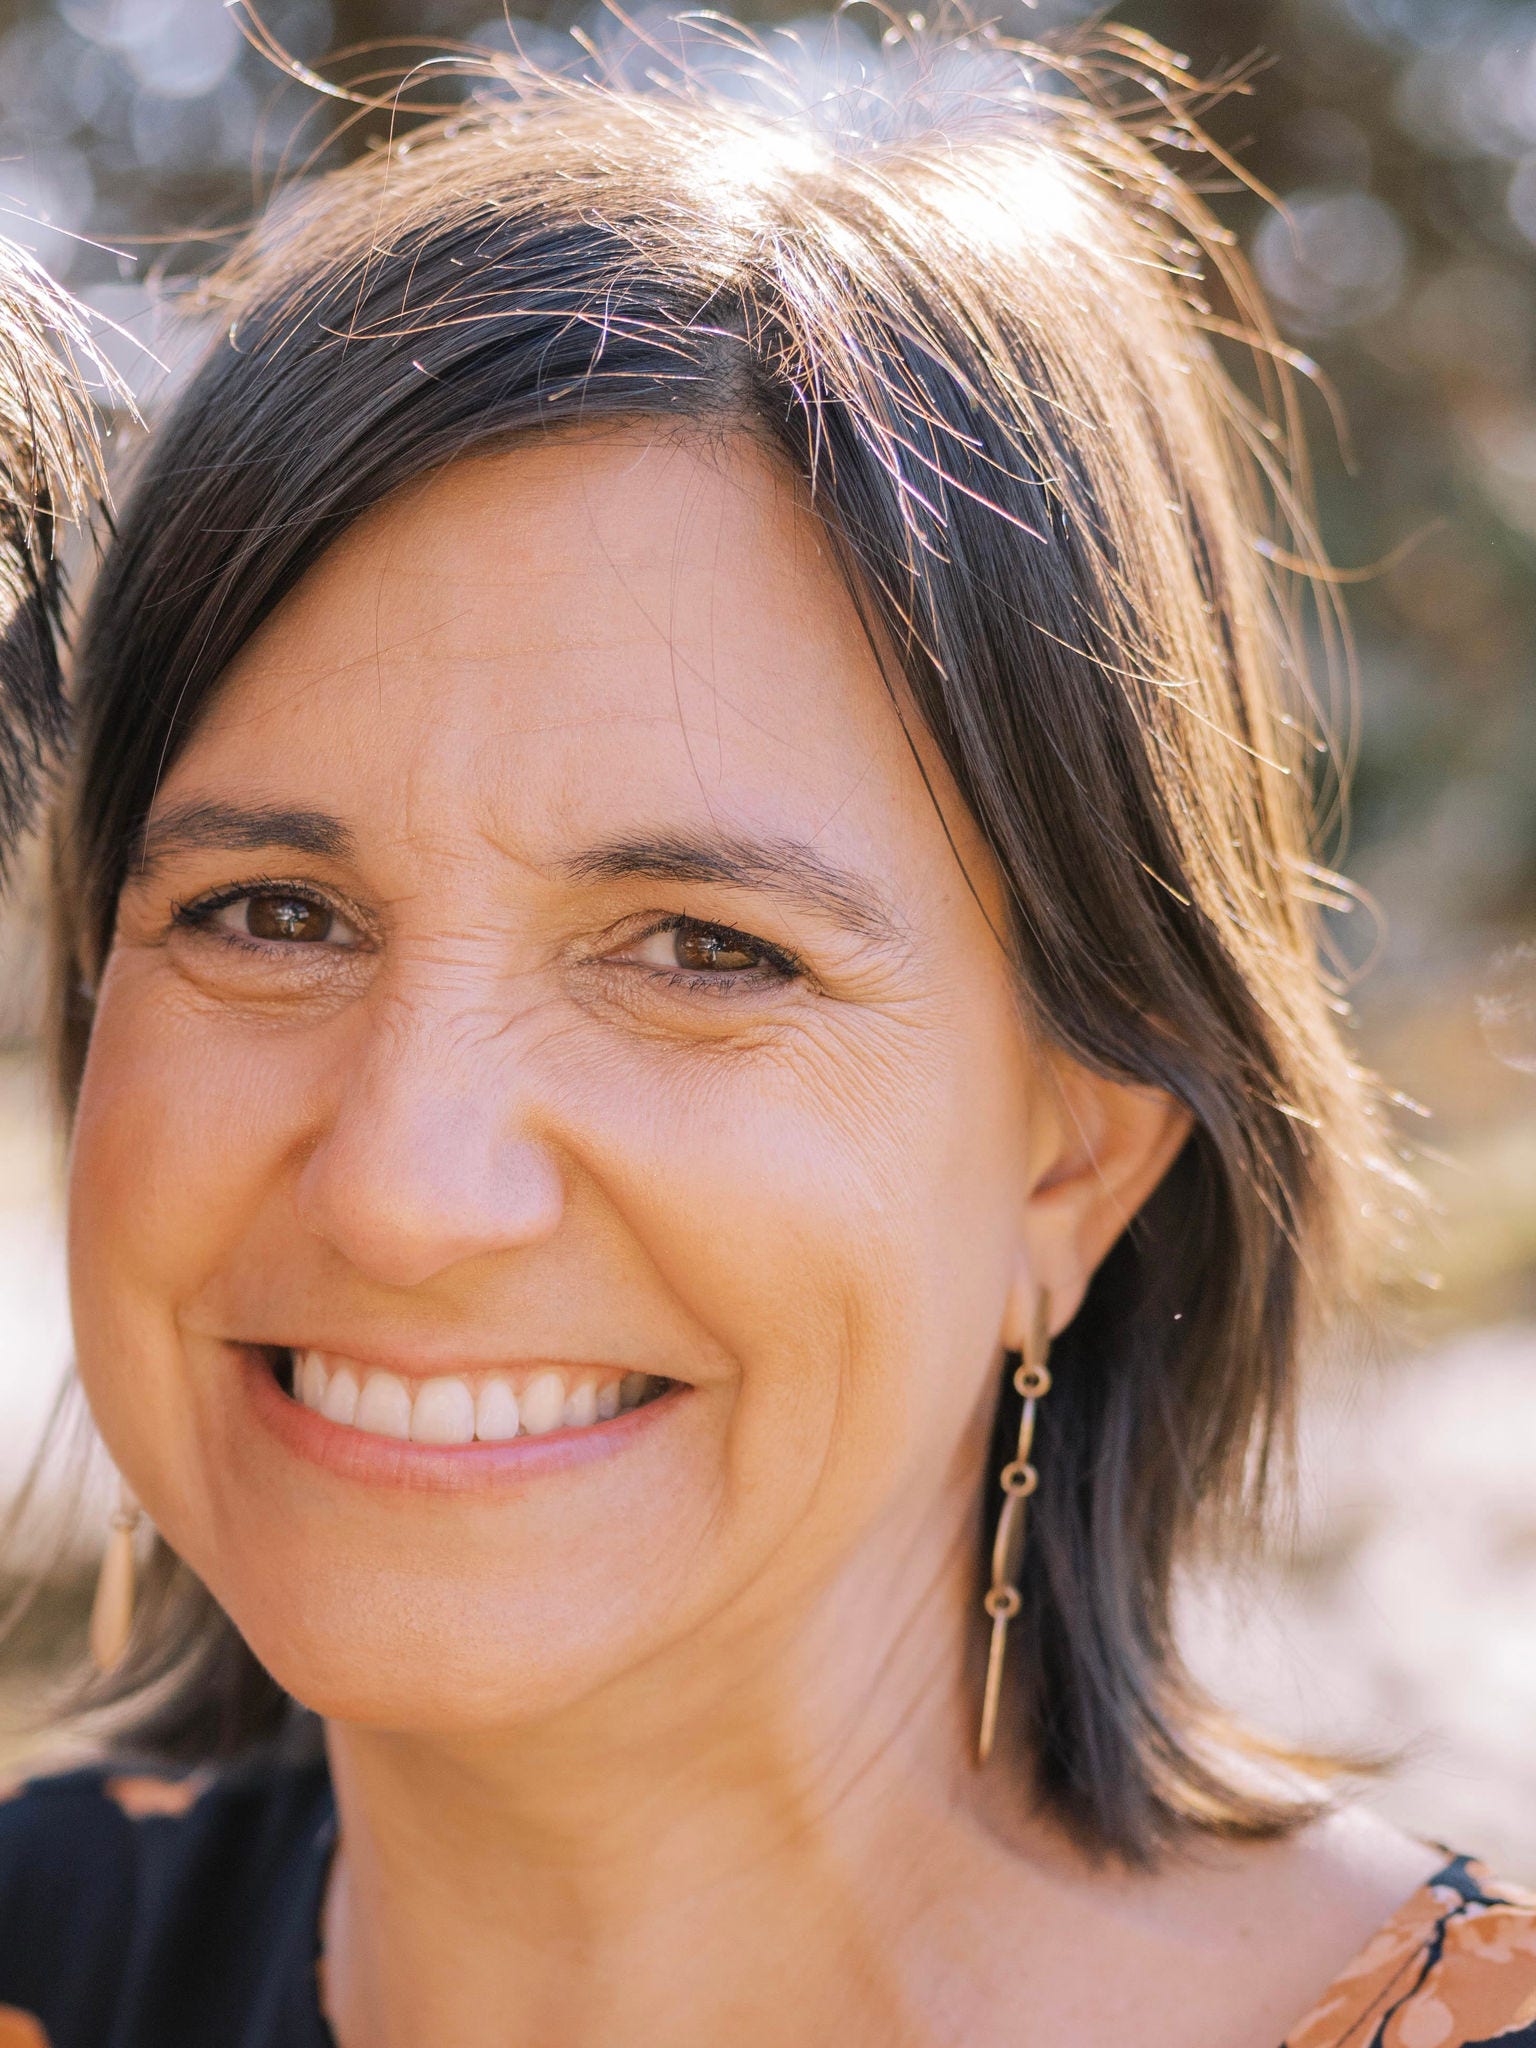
{"left": 1006, "top": 1052, "right": 1193, "bottom": 1339}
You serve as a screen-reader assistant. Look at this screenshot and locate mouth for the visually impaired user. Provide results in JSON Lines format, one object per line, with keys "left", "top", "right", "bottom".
{"left": 265, "top": 1346, "right": 674, "bottom": 1447}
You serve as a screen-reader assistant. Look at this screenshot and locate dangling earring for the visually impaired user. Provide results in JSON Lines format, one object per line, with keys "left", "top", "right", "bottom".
{"left": 89, "top": 1478, "right": 141, "bottom": 1674}
{"left": 977, "top": 1293, "right": 1052, "bottom": 1765}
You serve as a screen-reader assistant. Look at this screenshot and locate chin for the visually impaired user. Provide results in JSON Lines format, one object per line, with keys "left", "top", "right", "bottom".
{"left": 231, "top": 1586, "right": 647, "bottom": 1735}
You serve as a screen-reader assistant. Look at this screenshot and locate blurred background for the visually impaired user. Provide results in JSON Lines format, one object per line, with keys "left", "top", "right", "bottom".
{"left": 1, "top": 0, "right": 1534, "bottom": 1868}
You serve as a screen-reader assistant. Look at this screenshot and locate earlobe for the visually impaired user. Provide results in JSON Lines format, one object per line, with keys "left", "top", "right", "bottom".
{"left": 1014, "top": 1058, "right": 1194, "bottom": 1332}
{"left": 999, "top": 1266, "right": 1051, "bottom": 1354}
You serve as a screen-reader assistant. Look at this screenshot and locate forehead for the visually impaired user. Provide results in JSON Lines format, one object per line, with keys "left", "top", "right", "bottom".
{"left": 165, "top": 427, "right": 992, "bottom": 898}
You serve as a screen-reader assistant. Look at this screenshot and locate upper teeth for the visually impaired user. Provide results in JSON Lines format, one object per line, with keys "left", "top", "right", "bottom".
{"left": 291, "top": 1352, "right": 652, "bottom": 1444}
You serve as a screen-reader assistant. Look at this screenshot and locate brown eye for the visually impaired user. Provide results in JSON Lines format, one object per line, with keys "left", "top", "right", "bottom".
{"left": 177, "top": 885, "right": 364, "bottom": 955}
{"left": 244, "top": 894, "right": 333, "bottom": 942}
{"left": 618, "top": 919, "right": 795, "bottom": 985}
{"left": 672, "top": 926, "right": 760, "bottom": 973}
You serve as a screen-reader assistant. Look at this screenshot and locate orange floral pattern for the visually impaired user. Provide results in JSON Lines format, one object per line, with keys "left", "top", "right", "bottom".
{"left": 1285, "top": 1858, "right": 1536, "bottom": 2047}
{"left": 0, "top": 2010, "right": 50, "bottom": 2048}
{"left": 100, "top": 1770, "right": 213, "bottom": 1820}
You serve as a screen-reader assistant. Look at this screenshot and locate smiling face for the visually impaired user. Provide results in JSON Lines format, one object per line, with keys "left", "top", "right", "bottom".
{"left": 66, "top": 429, "right": 1162, "bottom": 1735}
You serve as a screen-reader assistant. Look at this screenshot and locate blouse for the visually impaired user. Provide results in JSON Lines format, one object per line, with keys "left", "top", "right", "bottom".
{"left": 0, "top": 1756, "right": 1533, "bottom": 2046}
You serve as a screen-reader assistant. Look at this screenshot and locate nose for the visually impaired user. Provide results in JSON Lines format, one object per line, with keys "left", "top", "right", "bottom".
{"left": 294, "top": 1005, "right": 565, "bottom": 1290}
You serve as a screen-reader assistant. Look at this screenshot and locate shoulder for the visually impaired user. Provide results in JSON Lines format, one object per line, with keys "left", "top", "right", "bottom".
{"left": 1113, "top": 1802, "right": 1509, "bottom": 2048}
{"left": 1284, "top": 1849, "right": 1536, "bottom": 2048}
{"left": 0, "top": 1752, "right": 332, "bottom": 2048}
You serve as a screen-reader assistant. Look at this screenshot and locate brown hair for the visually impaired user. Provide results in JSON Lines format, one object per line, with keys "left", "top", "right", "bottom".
{"left": 47, "top": 20, "right": 1400, "bottom": 1863}
{"left": 0, "top": 239, "right": 111, "bottom": 880}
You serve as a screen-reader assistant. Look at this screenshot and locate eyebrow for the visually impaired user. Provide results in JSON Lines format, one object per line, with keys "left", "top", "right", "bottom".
{"left": 130, "top": 803, "right": 905, "bottom": 945}
{"left": 133, "top": 800, "right": 355, "bottom": 878}
{"left": 560, "top": 833, "right": 906, "bottom": 945}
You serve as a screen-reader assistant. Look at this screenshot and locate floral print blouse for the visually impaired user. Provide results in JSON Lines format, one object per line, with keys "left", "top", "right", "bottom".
{"left": 0, "top": 1758, "right": 1532, "bottom": 2046}
{"left": 1283, "top": 1855, "right": 1536, "bottom": 2048}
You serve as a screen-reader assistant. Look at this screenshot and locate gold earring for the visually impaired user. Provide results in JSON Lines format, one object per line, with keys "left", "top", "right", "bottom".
{"left": 89, "top": 1479, "right": 141, "bottom": 1674}
{"left": 977, "top": 1294, "right": 1052, "bottom": 1766}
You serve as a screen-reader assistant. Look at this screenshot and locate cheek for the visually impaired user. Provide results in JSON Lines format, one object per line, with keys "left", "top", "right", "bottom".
{"left": 66, "top": 961, "right": 311, "bottom": 1518}
{"left": 568, "top": 1006, "right": 1033, "bottom": 1546}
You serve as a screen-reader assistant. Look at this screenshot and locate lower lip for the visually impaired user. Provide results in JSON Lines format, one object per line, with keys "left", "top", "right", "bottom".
{"left": 237, "top": 1347, "right": 686, "bottom": 1495}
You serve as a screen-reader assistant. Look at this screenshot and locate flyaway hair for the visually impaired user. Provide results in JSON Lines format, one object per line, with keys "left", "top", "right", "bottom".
{"left": 0, "top": 239, "right": 112, "bottom": 881}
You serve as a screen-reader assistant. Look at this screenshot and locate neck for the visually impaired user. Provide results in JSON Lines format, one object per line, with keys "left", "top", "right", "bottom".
{"left": 319, "top": 1510, "right": 1052, "bottom": 2048}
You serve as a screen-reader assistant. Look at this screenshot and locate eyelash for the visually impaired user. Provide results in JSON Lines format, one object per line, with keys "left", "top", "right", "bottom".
{"left": 169, "top": 885, "right": 803, "bottom": 993}
{"left": 171, "top": 878, "right": 363, "bottom": 954}
{"left": 628, "top": 915, "right": 804, "bottom": 993}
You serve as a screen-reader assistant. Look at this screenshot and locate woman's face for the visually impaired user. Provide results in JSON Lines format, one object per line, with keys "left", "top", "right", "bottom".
{"left": 68, "top": 430, "right": 1177, "bottom": 1731}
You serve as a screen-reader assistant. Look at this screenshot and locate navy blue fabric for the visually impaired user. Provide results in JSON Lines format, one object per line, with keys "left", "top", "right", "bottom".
{"left": 0, "top": 1757, "right": 334, "bottom": 2047}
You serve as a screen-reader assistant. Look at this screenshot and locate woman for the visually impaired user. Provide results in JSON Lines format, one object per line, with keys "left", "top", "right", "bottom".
{"left": 1, "top": 24, "right": 1531, "bottom": 2048}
